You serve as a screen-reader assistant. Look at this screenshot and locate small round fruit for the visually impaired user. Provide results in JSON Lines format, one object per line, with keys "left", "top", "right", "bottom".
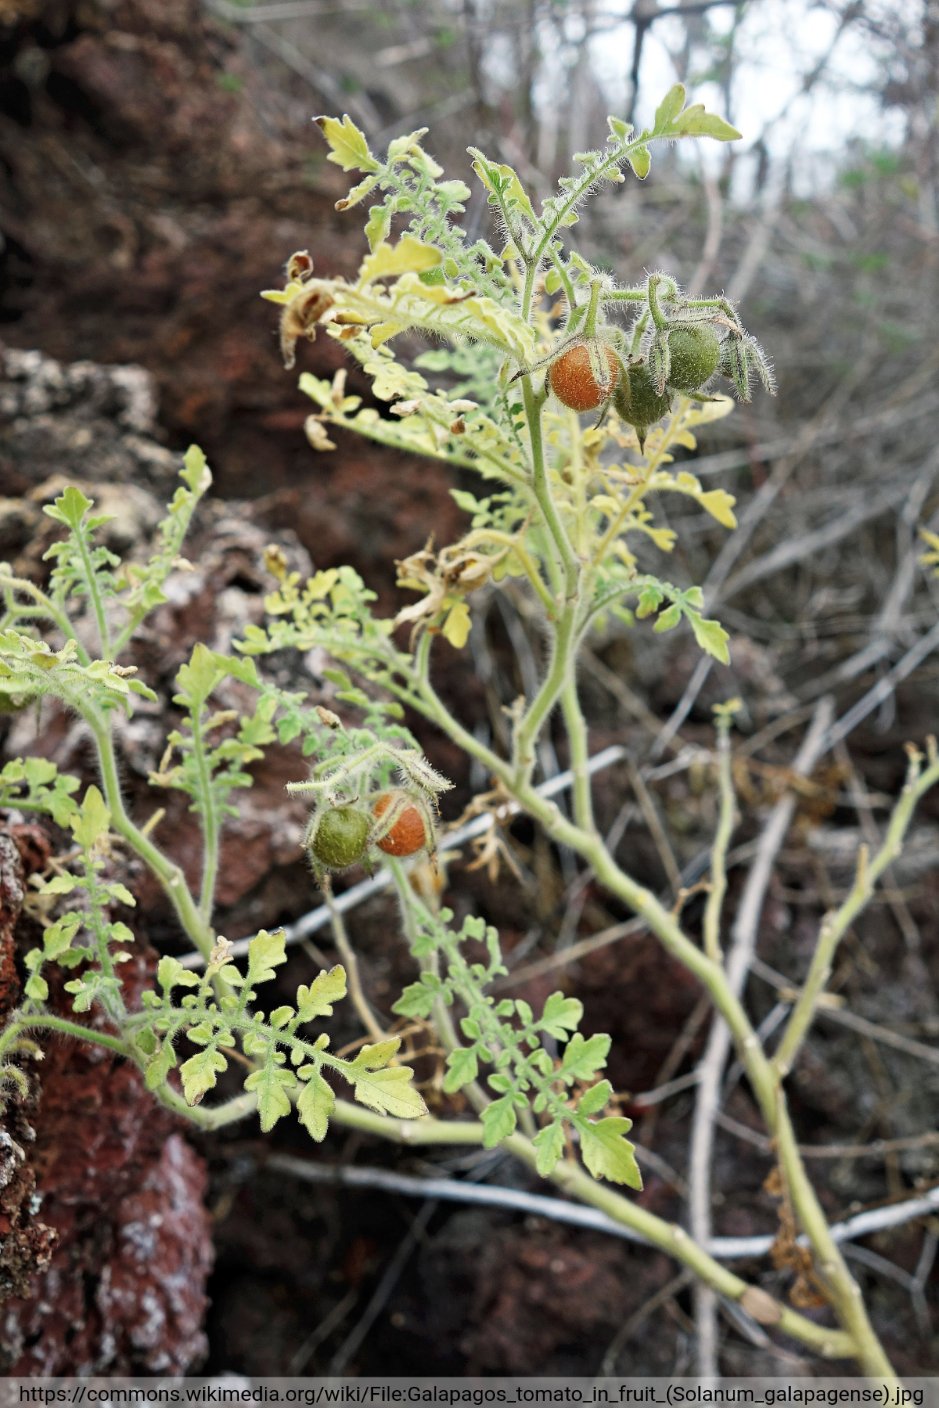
{"left": 666, "top": 324, "right": 721, "bottom": 392}
{"left": 308, "top": 805, "right": 370, "bottom": 870}
{"left": 548, "top": 341, "right": 619, "bottom": 412}
{"left": 612, "top": 363, "right": 672, "bottom": 435}
{"left": 372, "top": 790, "right": 430, "bottom": 857}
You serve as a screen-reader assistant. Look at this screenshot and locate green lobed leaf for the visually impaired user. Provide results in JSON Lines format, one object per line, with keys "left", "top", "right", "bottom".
{"left": 352, "top": 1064, "right": 427, "bottom": 1120}
{"left": 145, "top": 1040, "right": 178, "bottom": 1091}
{"left": 442, "top": 1046, "right": 479, "bottom": 1093}
{"left": 628, "top": 146, "right": 651, "bottom": 180}
{"left": 43, "top": 485, "right": 94, "bottom": 530}
{"left": 532, "top": 1121, "right": 566, "bottom": 1177}
{"left": 653, "top": 84, "right": 687, "bottom": 131}
{"left": 156, "top": 955, "right": 200, "bottom": 995}
{"left": 246, "top": 929, "right": 288, "bottom": 986}
{"left": 358, "top": 236, "right": 442, "bottom": 288}
{"left": 577, "top": 1079, "right": 614, "bottom": 1117}
{"left": 653, "top": 603, "right": 683, "bottom": 634}
{"left": 392, "top": 981, "right": 436, "bottom": 1020}
{"left": 353, "top": 1037, "right": 401, "bottom": 1070}
{"left": 43, "top": 913, "right": 82, "bottom": 960}
{"left": 481, "top": 1093, "right": 517, "bottom": 1148}
{"left": 467, "top": 149, "right": 536, "bottom": 226}
{"left": 539, "top": 992, "right": 584, "bottom": 1039}
{"left": 578, "top": 1116, "right": 643, "bottom": 1189}
{"left": 24, "top": 974, "right": 48, "bottom": 1002}
{"left": 297, "top": 1068, "right": 335, "bottom": 1141}
{"left": 688, "top": 613, "right": 730, "bottom": 664}
{"left": 558, "top": 1032, "right": 611, "bottom": 1083}
{"left": 636, "top": 583, "right": 664, "bottom": 619}
{"left": 71, "top": 785, "right": 110, "bottom": 852}
{"left": 180, "top": 1047, "right": 228, "bottom": 1105}
{"left": 316, "top": 114, "right": 379, "bottom": 173}
{"left": 671, "top": 106, "right": 741, "bottom": 142}
{"left": 245, "top": 1064, "right": 297, "bottom": 1132}
{"left": 296, "top": 964, "right": 347, "bottom": 1021}
{"left": 38, "top": 874, "right": 77, "bottom": 896}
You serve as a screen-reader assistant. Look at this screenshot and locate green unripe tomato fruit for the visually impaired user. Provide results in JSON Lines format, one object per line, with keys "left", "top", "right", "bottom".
{"left": 666, "top": 324, "right": 721, "bottom": 392}
{"left": 309, "top": 805, "right": 370, "bottom": 870}
{"left": 549, "top": 341, "right": 619, "bottom": 412}
{"left": 612, "top": 364, "right": 672, "bottom": 437}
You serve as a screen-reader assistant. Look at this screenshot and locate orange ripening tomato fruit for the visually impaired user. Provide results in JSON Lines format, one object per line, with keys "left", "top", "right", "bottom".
{"left": 548, "top": 341, "right": 619, "bottom": 412}
{"left": 372, "top": 791, "right": 429, "bottom": 857}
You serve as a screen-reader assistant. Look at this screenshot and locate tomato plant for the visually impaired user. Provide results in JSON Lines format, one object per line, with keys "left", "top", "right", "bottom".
{"left": 0, "top": 85, "right": 929, "bottom": 1380}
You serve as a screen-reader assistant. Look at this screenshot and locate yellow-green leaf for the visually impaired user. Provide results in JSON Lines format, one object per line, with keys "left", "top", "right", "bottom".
{"left": 297, "top": 1069, "right": 335, "bottom": 1141}
{"left": 358, "top": 237, "right": 442, "bottom": 288}
{"left": 71, "top": 785, "right": 110, "bottom": 852}
{"left": 628, "top": 146, "right": 651, "bottom": 180}
{"left": 180, "top": 1047, "right": 228, "bottom": 1105}
{"left": 353, "top": 1037, "right": 401, "bottom": 1070}
{"left": 296, "top": 964, "right": 347, "bottom": 1022}
{"left": 441, "top": 601, "right": 472, "bottom": 649}
{"left": 654, "top": 84, "right": 686, "bottom": 131}
{"left": 353, "top": 1064, "right": 427, "bottom": 1119}
{"left": 689, "top": 614, "right": 730, "bottom": 665}
{"left": 315, "top": 114, "right": 378, "bottom": 173}
{"left": 532, "top": 1121, "right": 566, "bottom": 1176}
{"left": 673, "top": 106, "right": 741, "bottom": 142}
{"left": 579, "top": 1116, "right": 642, "bottom": 1188}
{"left": 247, "top": 929, "right": 287, "bottom": 986}
{"left": 699, "top": 489, "right": 738, "bottom": 529}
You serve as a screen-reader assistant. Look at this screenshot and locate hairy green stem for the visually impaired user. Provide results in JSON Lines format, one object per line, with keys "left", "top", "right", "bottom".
{"left": 559, "top": 676, "right": 595, "bottom": 833}
{"left": 72, "top": 528, "right": 113, "bottom": 660}
{"left": 89, "top": 711, "right": 216, "bottom": 959}
{"left": 192, "top": 714, "right": 220, "bottom": 923}
{"left": 522, "top": 376, "right": 578, "bottom": 596}
{"left": 512, "top": 604, "right": 581, "bottom": 785}
{"left": 0, "top": 1011, "right": 130, "bottom": 1060}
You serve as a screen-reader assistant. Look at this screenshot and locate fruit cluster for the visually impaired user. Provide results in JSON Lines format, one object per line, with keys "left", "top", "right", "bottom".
{"left": 540, "top": 273, "right": 772, "bottom": 451}
{"left": 305, "top": 788, "right": 436, "bottom": 875}
{"left": 549, "top": 322, "right": 723, "bottom": 449}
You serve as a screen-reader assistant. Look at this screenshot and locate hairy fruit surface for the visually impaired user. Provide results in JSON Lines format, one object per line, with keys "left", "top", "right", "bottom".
{"left": 548, "top": 342, "right": 620, "bottom": 412}
{"left": 667, "top": 324, "right": 721, "bottom": 392}
{"left": 612, "top": 364, "right": 672, "bottom": 442}
{"left": 308, "top": 805, "right": 370, "bottom": 870}
{"left": 372, "top": 790, "right": 431, "bottom": 857}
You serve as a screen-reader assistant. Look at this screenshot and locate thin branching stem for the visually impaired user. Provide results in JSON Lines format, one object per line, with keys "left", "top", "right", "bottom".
{"left": 773, "top": 740, "right": 939, "bottom": 1078}
{"left": 702, "top": 711, "right": 738, "bottom": 961}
